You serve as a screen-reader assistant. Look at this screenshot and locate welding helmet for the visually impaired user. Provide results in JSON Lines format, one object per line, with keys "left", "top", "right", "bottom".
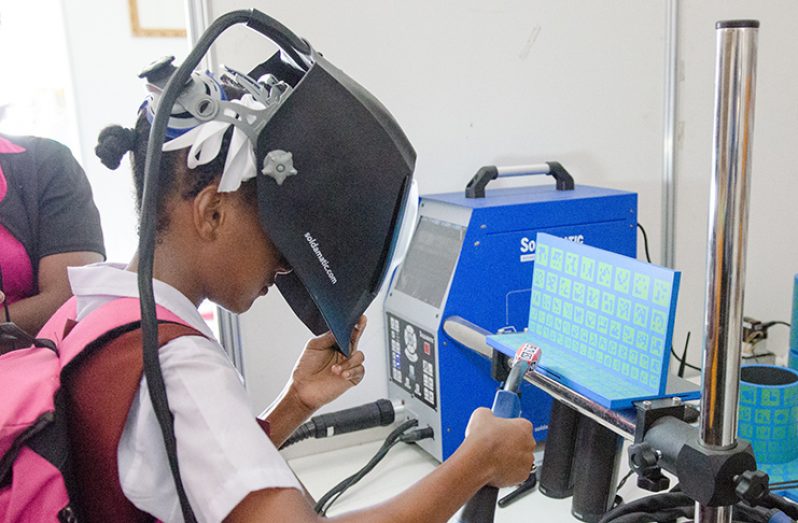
{"left": 139, "top": 26, "right": 415, "bottom": 355}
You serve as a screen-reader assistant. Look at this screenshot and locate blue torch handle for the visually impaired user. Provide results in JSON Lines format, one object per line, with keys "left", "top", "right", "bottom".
{"left": 491, "top": 389, "right": 523, "bottom": 419}
{"left": 458, "top": 389, "right": 523, "bottom": 522}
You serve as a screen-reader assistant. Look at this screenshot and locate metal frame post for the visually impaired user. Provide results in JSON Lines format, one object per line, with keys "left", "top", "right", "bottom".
{"left": 697, "top": 20, "right": 759, "bottom": 523}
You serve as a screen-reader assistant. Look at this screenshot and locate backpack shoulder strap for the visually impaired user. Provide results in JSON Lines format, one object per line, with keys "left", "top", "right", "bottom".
{"left": 61, "top": 299, "right": 204, "bottom": 523}
{"left": 34, "top": 296, "right": 78, "bottom": 344}
{"left": 58, "top": 297, "right": 185, "bottom": 370}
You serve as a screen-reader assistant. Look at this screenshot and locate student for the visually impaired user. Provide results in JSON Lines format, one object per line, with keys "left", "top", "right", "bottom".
{"left": 88, "top": 72, "right": 535, "bottom": 521}
{"left": 0, "top": 133, "right": 104, "bottom": 334}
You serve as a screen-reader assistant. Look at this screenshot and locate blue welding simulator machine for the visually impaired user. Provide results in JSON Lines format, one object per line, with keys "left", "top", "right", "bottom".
{"left": 384, "top": 163, "right": 638, "bottom": 461}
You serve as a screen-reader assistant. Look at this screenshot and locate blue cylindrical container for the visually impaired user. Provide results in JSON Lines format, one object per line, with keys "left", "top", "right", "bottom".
{"left": 738, "top": 365, "right": 798, "bottom": 464}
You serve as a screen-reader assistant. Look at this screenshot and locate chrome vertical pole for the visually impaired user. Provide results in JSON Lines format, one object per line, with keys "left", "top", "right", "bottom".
{"left": 697, "top": 20, "right": 759, "bottom": 523}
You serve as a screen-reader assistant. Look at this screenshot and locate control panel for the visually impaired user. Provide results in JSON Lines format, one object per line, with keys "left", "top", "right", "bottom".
{"left": 387, "top": 312, "right": 437, "bottom": 409}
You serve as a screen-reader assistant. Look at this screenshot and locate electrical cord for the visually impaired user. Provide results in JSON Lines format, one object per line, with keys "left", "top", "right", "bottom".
{"left": 670, "top": 332, "right": 699, "bottom": 376}
{"left": 314, "top": 419, "right": 417, "bottom": 514}
{"left": 316, "top": 420, "right": 432, "bottom": 516}
{"left": 637, "top": 222, "right": 793, "bottom": 374}
{"left": 770, "top": 480, "right": 798, "bottom": 490}
{"left": 314, "top": 419, "right": 419, "bottom": 515}
{"left": 638, "top": 223, "right": 700, "bottom": 376}
{"left": 636, "top": 223, "right": 653, "bottom": 265}
{"left": 638, "top": 223, "right": 695, "bottom": 376}
{"left": 616, "top": 469, "right": 635, "bottom": 492}
{"left": 598, "top": 491, "right": 795, "bottom": 523}
{"left": 740, "top": 319, "right": 790, "bottom": 363}
{"left": 314, "top": 419, "right": 433, "bottom": 516}
{"left": 281, "top": 399, "right": 397, "bottom": 449}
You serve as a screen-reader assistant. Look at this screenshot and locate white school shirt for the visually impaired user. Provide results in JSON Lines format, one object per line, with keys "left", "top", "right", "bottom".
{"left": 68, "top": 263, "right": 301, "bottom": 522}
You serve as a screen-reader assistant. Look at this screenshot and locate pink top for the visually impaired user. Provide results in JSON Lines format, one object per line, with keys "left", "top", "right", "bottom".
{"left": 0, "top": 136, "right": 34, "bottom": 305}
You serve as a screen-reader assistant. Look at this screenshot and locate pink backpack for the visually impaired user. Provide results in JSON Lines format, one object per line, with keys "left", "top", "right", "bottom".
{"left": 0, "top": 297, "right": 200, "bottom": 522}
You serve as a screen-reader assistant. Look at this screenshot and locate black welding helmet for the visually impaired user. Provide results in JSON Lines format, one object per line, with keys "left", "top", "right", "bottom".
{"left": 252, "top": 50, "right": 417, "bottom": 353}
{"left": 140, "top": 15, "right": 415, "bottom": 355}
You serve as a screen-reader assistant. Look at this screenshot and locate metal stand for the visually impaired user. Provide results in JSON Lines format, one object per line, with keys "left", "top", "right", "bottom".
{"left": 443, "top": 23, "right": 765, "bottom": 520}
{"left": 697, "top": 19, "right": 759, "bottom": 523}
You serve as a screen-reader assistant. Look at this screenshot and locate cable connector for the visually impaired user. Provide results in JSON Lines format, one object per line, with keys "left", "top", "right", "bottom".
{"left": 399, "top": 426, "right": 434, "bottom": 444}
{"left": 280, "top": 399, "right": 400, "bottom": 449}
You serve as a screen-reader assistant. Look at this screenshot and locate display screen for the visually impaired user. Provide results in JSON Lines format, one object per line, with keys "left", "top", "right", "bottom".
{"left": 394, "top": 217, "right": 465, "bottom": 308}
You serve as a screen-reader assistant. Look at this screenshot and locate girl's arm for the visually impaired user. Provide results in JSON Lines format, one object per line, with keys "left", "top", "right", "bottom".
{"left": 226, "top": 408, "right": 536, "bottom": 523}
{"left": 259, "top": 318, "right": 368, "bottom": 447}
{"left": 258, "top": 383, "right": 314, "bottom": 447}
{"left": 5, "top": 251, "right": 103, "bottom": 334}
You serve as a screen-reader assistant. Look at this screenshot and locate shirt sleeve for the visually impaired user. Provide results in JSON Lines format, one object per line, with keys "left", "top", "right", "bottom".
{"left": 34, "top": 139, "right": 105, "bottom": 259}
{"left": 118, "top": 335, "right": 302, "bottom": 523}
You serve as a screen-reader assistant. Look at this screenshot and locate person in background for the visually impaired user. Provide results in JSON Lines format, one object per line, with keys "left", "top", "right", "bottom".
{"left": 0, "top": 133, "right": 105, "bottom": 334}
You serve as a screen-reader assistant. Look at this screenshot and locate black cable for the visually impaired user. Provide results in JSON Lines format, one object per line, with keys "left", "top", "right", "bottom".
{"left": 670, "top": 347, "right": 700, "bottom": 372}
{"left": 763, "top": 320, "right": 792, "bottom": 329}
{"left": 319, "top": 440, "right": 401, "bottom": 515}
{"left": 748, "top": 352, "right": 777, "bottom": 363}
{"left": 636, "top": 223, "right": 653, "bottom": 264}
{"left": 137, "top": 12, "right": 315, "bottom": 522}
{"left": 616, "top": 469, "right": 634, "bottom": 492}
{"left": 315, "top": 419, "right": 420, "bottom": 515}
{"left": 598, "top": 491, "right": 782, "bottom": 523}
{"left": 315, "top": 420, "right": 416, "bottom": 515}
{"left": 637, "top": 223, "right": 700, "bottom": 376}
{"left": 598, "top": 492, "right": 694, "bottom": 523}
{"left": 315, "top": 420, "right": 415, "bottom": 514}
{"left": 670, "top": 333, "right": 700, "bottom": 375}
{"left": 764, "top": 492, "right": 798, "bottom": 519}
{"left": 138, "top": 13, "right": 257, "bottom": 523}
{"left": 770, "top": 480, "right": 798, "bottom": 490}
{"left": 281, "top": 399, "right": 396, "bottom": 449}
{"left": 678, "top": 331, "right": 694, "bottom": 377}
{"left": 314, "top": 419, "right": 430, "bottom": 515}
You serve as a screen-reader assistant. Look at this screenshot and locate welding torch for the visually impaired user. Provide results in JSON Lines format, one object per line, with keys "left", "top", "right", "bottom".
{"left": 457, "top": 343, "right": 541, "bottom": 523}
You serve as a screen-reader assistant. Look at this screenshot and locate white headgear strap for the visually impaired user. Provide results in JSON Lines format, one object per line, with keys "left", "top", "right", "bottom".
{"left": 160, "top": 69, "right": 291, "bottom": 193}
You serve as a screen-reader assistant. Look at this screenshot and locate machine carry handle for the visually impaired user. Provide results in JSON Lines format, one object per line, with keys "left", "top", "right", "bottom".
{"left": 465, "top": 161, "right": 575, "bottom": 198}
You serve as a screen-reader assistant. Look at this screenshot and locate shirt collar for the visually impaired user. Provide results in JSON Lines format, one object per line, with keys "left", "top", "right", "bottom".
{"left": 68, "top": 262, "right": 217, "bottom": 340}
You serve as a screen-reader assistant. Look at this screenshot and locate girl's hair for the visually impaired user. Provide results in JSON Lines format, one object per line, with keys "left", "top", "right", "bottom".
{"left": 95, "top": 85, "right": 255, "bottom": 234}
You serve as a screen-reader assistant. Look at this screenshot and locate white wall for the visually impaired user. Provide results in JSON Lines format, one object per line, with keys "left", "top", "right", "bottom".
{"left": 673, "top": 2, "right": 798, "bottom": 369}
{"left": 66, "top": 0, "right": 795, "bottom": 426}
{"left": 0, "top": 0, "right": 79, "bottom": 153}
{"left": 61, "top": 0, "right": 188, "bottom": 262}
{"left": 204, "top": 0, "right": 670, "bottom": 415}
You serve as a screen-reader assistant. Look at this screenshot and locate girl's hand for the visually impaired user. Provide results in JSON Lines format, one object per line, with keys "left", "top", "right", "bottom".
{"left": 463, "top": 407, "right": 536, "bottom": 488}
{"left": 289, "top": 316, "right": 367, "bottom": 413}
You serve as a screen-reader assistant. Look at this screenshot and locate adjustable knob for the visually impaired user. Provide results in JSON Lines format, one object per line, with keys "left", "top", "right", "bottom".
{"left": 139, "top": 56, "right": 177, "bottom": 85}
{"left": 629, "top": 442, "right": 670, "bottom": 492}
{"left": 629, "top": 442, "right": 659, "bottom": 471}
{"left": 735, "top": 470, "right": 769, "bottom": 504}
{"left": 636, "top": 470, "right": 670, "bottom": 492}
